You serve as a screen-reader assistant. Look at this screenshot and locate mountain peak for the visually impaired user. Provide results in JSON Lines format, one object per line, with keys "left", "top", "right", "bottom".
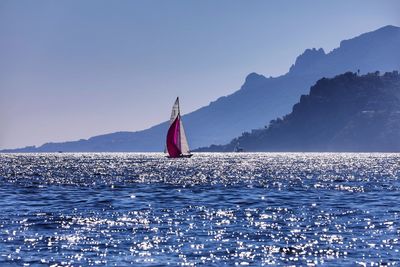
{"left": 288, "top": 25, "right": 400, "bottom": 77}
{"left": 242, "top": 72, "right": 267, "bottom": 89}
{"left": 368, "top": 25, "right": 400, "bottom": 35}
{"left": 289, "top": 48, "right": 326, "bottom": 74}
{"left": 338, "top": 24, "right": 400, "bottom": 51}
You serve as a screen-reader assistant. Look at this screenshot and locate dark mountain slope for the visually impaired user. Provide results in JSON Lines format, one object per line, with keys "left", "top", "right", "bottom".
{"left": 199, "top": 71, "right": 400, "bottom": 152}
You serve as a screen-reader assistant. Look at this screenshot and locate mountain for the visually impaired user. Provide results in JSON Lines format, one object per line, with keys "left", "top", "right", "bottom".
{"left": 197, "top": 71, "right": 400, "bottom": 152}
{"left": 3, "top": 25, "right": 400, "bottom": 152}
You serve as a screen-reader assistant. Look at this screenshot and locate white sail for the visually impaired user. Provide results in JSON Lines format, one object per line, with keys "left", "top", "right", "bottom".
{"left": 169, "top": 97, "right": 180, "bottom": 124}
{"left": 179, "top": 117, "right": 190, "bottom": 155}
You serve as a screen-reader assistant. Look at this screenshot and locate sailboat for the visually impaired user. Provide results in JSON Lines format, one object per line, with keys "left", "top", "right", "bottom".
{"left": 165, "top": 97, "right": 193, "bottom": 158}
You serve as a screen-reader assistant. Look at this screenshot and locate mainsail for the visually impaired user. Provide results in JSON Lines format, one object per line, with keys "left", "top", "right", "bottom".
{"left": 166, "top": 97, "right": 192, "bottom": 158}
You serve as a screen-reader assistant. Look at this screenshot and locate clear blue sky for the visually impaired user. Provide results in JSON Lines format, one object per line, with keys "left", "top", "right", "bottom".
{"left": 0, "top": 0, "right": 399, "bottom": 149}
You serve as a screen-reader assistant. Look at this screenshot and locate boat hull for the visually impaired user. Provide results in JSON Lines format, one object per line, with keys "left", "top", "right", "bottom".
{"left": 166, "top": 154, "right": 193, "bottom": 158}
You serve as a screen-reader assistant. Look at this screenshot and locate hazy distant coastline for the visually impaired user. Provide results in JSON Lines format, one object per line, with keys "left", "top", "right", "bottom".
{"left": 2, "top": 25, "right": 400, "bottom": 153}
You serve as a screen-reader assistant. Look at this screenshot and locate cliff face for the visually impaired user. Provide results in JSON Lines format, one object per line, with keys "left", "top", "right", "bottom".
{"left": 200, "top": 71, "right": 400, "bottom": 152}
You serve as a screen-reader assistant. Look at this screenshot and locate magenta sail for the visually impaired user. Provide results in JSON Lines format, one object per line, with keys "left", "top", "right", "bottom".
{"left": 166, "top": 116, "right": 181, "bottom": 157}
{"left": 165, "top": 97, "right": 193, "bottom": 158}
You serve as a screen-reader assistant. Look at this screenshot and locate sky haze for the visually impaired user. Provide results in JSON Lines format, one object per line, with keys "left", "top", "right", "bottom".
{"left": 1, "top": 0, "right": 399, "bottom": 149}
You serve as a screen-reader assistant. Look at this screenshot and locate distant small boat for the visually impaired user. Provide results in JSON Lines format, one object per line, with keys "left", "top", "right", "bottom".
{"left": 234, "top": 142, "right": 244, "bottom": 152}
{"left": 165, "top": 97, "right": 193, "bottom": 158}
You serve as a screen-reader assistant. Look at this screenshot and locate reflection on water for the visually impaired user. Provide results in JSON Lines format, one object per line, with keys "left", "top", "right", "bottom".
{"left": 0, "top": 153, "right": 399, "bottom": 266}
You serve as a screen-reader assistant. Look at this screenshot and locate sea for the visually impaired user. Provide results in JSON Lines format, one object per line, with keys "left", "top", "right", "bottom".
{"left": 0, "top": 153, "right": 399, "bottom": 266}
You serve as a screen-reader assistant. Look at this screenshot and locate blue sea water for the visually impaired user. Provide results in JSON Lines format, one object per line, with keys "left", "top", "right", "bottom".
{"left": 0, "top": 153, "right": 399, "bottom": 266}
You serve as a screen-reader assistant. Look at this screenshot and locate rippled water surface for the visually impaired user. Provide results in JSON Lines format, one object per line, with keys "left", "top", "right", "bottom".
{"left": 0, "top": 153, "right": 400, "bottom": 266}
